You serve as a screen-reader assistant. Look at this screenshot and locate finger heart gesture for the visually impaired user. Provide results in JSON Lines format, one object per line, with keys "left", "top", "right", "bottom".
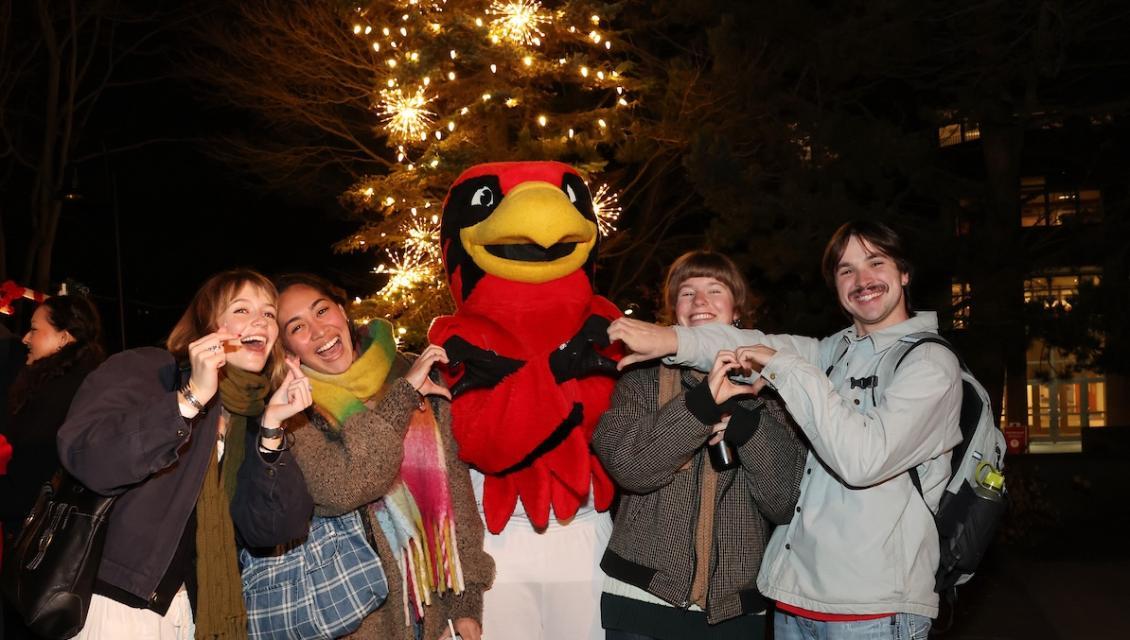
{"left": 187, "top": 331, "right": 239, "bottom": 405}
{"left": 407, "top": 344, "right": 452, "bottom": 401}
{"left": 708, "top": 350, "right": 754, "bottom": 405}
{"left": 264, "top": 356, "right": 313, "bottom": 427}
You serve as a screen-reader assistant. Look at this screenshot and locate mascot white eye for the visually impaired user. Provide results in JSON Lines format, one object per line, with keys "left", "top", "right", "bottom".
{"left": 565, "top": 184, "right": 578, "bottom": 203}
{"left": 471, "top": 186, "right": 495, "bottom": 207}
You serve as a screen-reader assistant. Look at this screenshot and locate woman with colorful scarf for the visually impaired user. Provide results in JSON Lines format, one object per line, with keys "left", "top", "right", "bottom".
{"left": 57, "top": 269, "right": 314, "bottom": 639}
{"left": 276, "top": 273, "right": 494, "bottom": 640}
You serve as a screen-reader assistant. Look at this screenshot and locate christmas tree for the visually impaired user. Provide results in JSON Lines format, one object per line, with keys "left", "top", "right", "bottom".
{"left": 327, "top": 0, "right": 636, "bottom": 346}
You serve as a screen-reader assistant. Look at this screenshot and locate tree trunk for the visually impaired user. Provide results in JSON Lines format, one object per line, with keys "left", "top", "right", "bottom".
{"left": 970, "top": 118, "right": 1028, "bottom": 426}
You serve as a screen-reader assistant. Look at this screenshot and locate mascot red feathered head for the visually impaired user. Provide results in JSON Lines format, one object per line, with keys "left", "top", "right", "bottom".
{"left": 439, "top": 161, "right": 600, "bottom": 307}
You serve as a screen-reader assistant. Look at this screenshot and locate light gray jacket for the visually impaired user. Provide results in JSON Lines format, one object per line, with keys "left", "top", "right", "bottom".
{"left": 667, "top": 312, "right": 962, "bottom": 618}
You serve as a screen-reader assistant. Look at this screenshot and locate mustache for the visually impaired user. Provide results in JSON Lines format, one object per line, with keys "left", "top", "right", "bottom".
{"left": 850, "top": 283, "right": 888, "bottom": 297}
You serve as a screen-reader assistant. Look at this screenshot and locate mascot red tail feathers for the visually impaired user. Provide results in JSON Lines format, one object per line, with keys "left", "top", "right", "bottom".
{"left": 428, "top": 161, "right": 622, "bottom": 534}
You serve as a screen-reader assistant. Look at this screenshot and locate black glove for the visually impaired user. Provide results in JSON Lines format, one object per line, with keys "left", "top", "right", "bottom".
{"left": 443, "top": 335, "right": 525, "bottom": 397}
{"left": 548, "top": 315, "right": 619, "bottom": 384}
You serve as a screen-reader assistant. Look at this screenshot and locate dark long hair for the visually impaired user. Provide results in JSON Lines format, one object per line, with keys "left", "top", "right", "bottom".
{"left": 273, "top": 272, "right": 362, "bottom": 349}
{"left": 9, "top": 296, "right": 106, "bottom": 415}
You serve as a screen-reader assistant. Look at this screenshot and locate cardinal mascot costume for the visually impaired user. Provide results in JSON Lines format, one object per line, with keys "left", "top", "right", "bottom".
{"left": 428, "top": 161, "right": 621, "bottom": 639}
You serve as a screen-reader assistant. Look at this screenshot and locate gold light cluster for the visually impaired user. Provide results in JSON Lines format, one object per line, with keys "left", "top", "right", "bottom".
{"left": 487, "top": 0, "right": 551, "bottom": 46}
{"left": 377, "top": 86, "right": 435, "bottom": 142}
{"left": 592, "top": 183, "right": 622, "bottom": 236}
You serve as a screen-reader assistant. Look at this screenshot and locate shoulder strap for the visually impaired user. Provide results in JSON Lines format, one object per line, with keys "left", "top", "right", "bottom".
{"left": 658, "top": 364, "right": 682, "bottom": 407}
{"left": 891, "top": 332, "right": 956, "bottom": 503}
{"left": 894, "top": 332, "right": 968, "bottom": 373}
{"left": 825, "top": 337, "right": 851, "bottom": 376}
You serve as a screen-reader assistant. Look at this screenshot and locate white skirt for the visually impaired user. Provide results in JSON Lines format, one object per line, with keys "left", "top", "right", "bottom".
{"left": 74, "top": 590, "right": 194, "bottom": 640}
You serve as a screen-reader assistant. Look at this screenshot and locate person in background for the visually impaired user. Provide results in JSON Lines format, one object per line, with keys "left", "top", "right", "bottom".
{"left": 593, "top": 251, "right": 807, "bottom": 640}
{"left": 275, "top": 273, "right": 494, "bottom": 640}
{"left": 2, "top": 296, "right": 105, "bottom": 541}
{"left": 57, "top": 269, "right": 314, "bottom": 639}
{"left": 2, "top": 296, "right": 104, "bottom": 640}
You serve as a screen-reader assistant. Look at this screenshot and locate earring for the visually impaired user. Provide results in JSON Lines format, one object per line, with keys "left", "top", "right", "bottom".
{"left": 732, "top": 317, "right": 742, "bottom": 328}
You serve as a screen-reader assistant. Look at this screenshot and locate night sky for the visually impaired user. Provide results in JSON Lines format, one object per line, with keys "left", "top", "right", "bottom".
{"left": 13, "top": 3, "right": 377, "bottom": 351}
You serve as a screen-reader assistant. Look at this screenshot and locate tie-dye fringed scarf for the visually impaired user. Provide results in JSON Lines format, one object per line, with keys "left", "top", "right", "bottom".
{"left": 303, "top": 319, "right": 465, "bottom": 625}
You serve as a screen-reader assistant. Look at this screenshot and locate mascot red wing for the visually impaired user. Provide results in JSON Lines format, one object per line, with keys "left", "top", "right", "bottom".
{"left": 427, "top": 161, "right": 621, "bottom": 535}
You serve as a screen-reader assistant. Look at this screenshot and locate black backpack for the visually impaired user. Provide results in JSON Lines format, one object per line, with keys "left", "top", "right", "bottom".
{"left": 883, "top": 333, "right": 1007, "bottom": 596}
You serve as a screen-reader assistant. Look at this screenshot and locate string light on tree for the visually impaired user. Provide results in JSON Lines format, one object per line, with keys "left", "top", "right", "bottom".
{"left": 591, "top": 182, "right": 622, "bottom": 236}
{"left": 487, "top": 0, "right": 552, "bottom": 46}
{"left": 377, "top": 85, "right": 435, "bottom": 142}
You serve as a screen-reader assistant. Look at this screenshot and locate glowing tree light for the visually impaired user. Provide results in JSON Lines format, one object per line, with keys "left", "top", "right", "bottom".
{"left": 591, "top": 182, "right": 622, "bottom": 236}
{"left": 487, "top": 0, "right": 552, "bottom": 46}
{"left": 401, "top": 214, "right": 442, "bottom": 263}
{"left": 375, "top": 248, "right": 436, "bottom": 299}
{"left": 377, "top": 86, "right": 435, "bottom": 142}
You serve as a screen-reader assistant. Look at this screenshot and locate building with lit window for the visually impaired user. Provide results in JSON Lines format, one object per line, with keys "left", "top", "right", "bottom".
{"left": 939, "top": 114, "right": 1129, "bottom": 451}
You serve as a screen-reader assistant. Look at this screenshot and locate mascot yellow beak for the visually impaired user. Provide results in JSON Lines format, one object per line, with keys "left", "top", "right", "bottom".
{"left": 459, "top": 180, "right": 597, "bottom": 284}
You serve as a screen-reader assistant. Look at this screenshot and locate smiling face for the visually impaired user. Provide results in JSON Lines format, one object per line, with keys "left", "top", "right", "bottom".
{"left": 214, "top": 283, "right": 279, "bottom": 374}
{"left": 834, "top": 235, "right": 910, "bottom": 336}
{"left": 278, "top": 284, "right": 355, "bottom": 375}
{"left": 674, "top": 277, "right": 737, "bottom": 328}
{"left": 22, "top": 305, "right": 73, "bottom": 365}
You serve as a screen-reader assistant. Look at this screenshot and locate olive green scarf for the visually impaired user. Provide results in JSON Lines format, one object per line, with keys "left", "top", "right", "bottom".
{"left": 194, "top": 365, "right": 268, "bottom": 639}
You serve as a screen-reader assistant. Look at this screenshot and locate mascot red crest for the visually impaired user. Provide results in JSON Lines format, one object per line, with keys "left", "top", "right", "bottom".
{"left": 428, "top": 161, "right": 621, "bottom": 534}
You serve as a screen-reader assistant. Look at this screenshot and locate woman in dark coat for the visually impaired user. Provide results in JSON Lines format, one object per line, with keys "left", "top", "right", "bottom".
{"left": 1, "top": 295, "right": 105, "bottom": 541}
{"left": 57, "top": 269, "right": 314, "bottom": 639}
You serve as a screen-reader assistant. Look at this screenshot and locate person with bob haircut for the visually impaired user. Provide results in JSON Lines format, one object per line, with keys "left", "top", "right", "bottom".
{"left": 593, "top": 250, "right": 807, "bottom": 639}
{"left": 57, "top": 269, "right": 314, "bottom": 639}
{"left": 606, "top": 221, "right": 962, "bottom": 639}
{"left": 274, "top": 273, "right": 493, "bottom": 640}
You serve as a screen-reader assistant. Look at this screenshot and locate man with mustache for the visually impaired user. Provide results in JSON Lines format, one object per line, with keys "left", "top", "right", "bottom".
{"left": 607, "top": 220, "right": 962, "bottom": 639}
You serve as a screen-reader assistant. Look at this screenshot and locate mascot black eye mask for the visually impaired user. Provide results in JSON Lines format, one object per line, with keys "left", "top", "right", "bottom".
{"left": 428, "top": 161, "right": 622, "bottom": 534}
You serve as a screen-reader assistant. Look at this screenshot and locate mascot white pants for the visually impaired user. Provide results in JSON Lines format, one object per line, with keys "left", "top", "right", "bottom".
{"left": 472, "top": 471, "right": 612, "bottom": 640}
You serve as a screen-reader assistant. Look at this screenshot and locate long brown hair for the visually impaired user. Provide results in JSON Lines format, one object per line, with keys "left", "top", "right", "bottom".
{"left": 660, "top": 251, "right": 754, "bottom": 327}
{"left": 166, "top": 269, "right": 286, "bottom": 385}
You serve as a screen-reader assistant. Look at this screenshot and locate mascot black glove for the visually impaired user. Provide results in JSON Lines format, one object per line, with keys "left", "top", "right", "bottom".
{"left": 443, "top": 335, "right": 525, "bottom": 397}
{"left": 549, "top": 315, "right": 619, "bottom": 384}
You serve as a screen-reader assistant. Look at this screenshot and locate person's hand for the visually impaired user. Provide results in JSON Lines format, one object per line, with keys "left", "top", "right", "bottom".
{"left": 708, "top": 350, "right": 759, "bottom": 405}
{"left": 186, "top": 331, "right": 239, "bottom": 404}
{"left": 734, "top": 344, "right": 776, "bottom": 373}
{"left": 439, "top": 617, "right": 481, "bottom": 640}
{"left": 262, "top": 356, "right": 313, "bottom": 429}
{"left": 607, "top": 317, "right": 678, "bottom": 370}
{"left": 406, "top": 344, "right": 452, "bottom": 400}
{"left": 707, "top": 415, "right": 730, "bottom": 446}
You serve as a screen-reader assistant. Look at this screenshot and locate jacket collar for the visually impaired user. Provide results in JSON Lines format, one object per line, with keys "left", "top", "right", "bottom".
{"left": 834, "top": 311, "right": 940, "bottom": 354}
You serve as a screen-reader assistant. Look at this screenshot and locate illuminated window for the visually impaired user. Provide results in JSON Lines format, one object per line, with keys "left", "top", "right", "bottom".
{"left": 950, "top": 281, "right": 971, "bottom": 329}
{"left": 1020, "top": 177, "right": 1102, "bottom": 226}
{"left": 938, "top": 121, "right": 981, "bottom": 147}
{"left": 1023, "top": 268, "right": 1101, "bottom": 311}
